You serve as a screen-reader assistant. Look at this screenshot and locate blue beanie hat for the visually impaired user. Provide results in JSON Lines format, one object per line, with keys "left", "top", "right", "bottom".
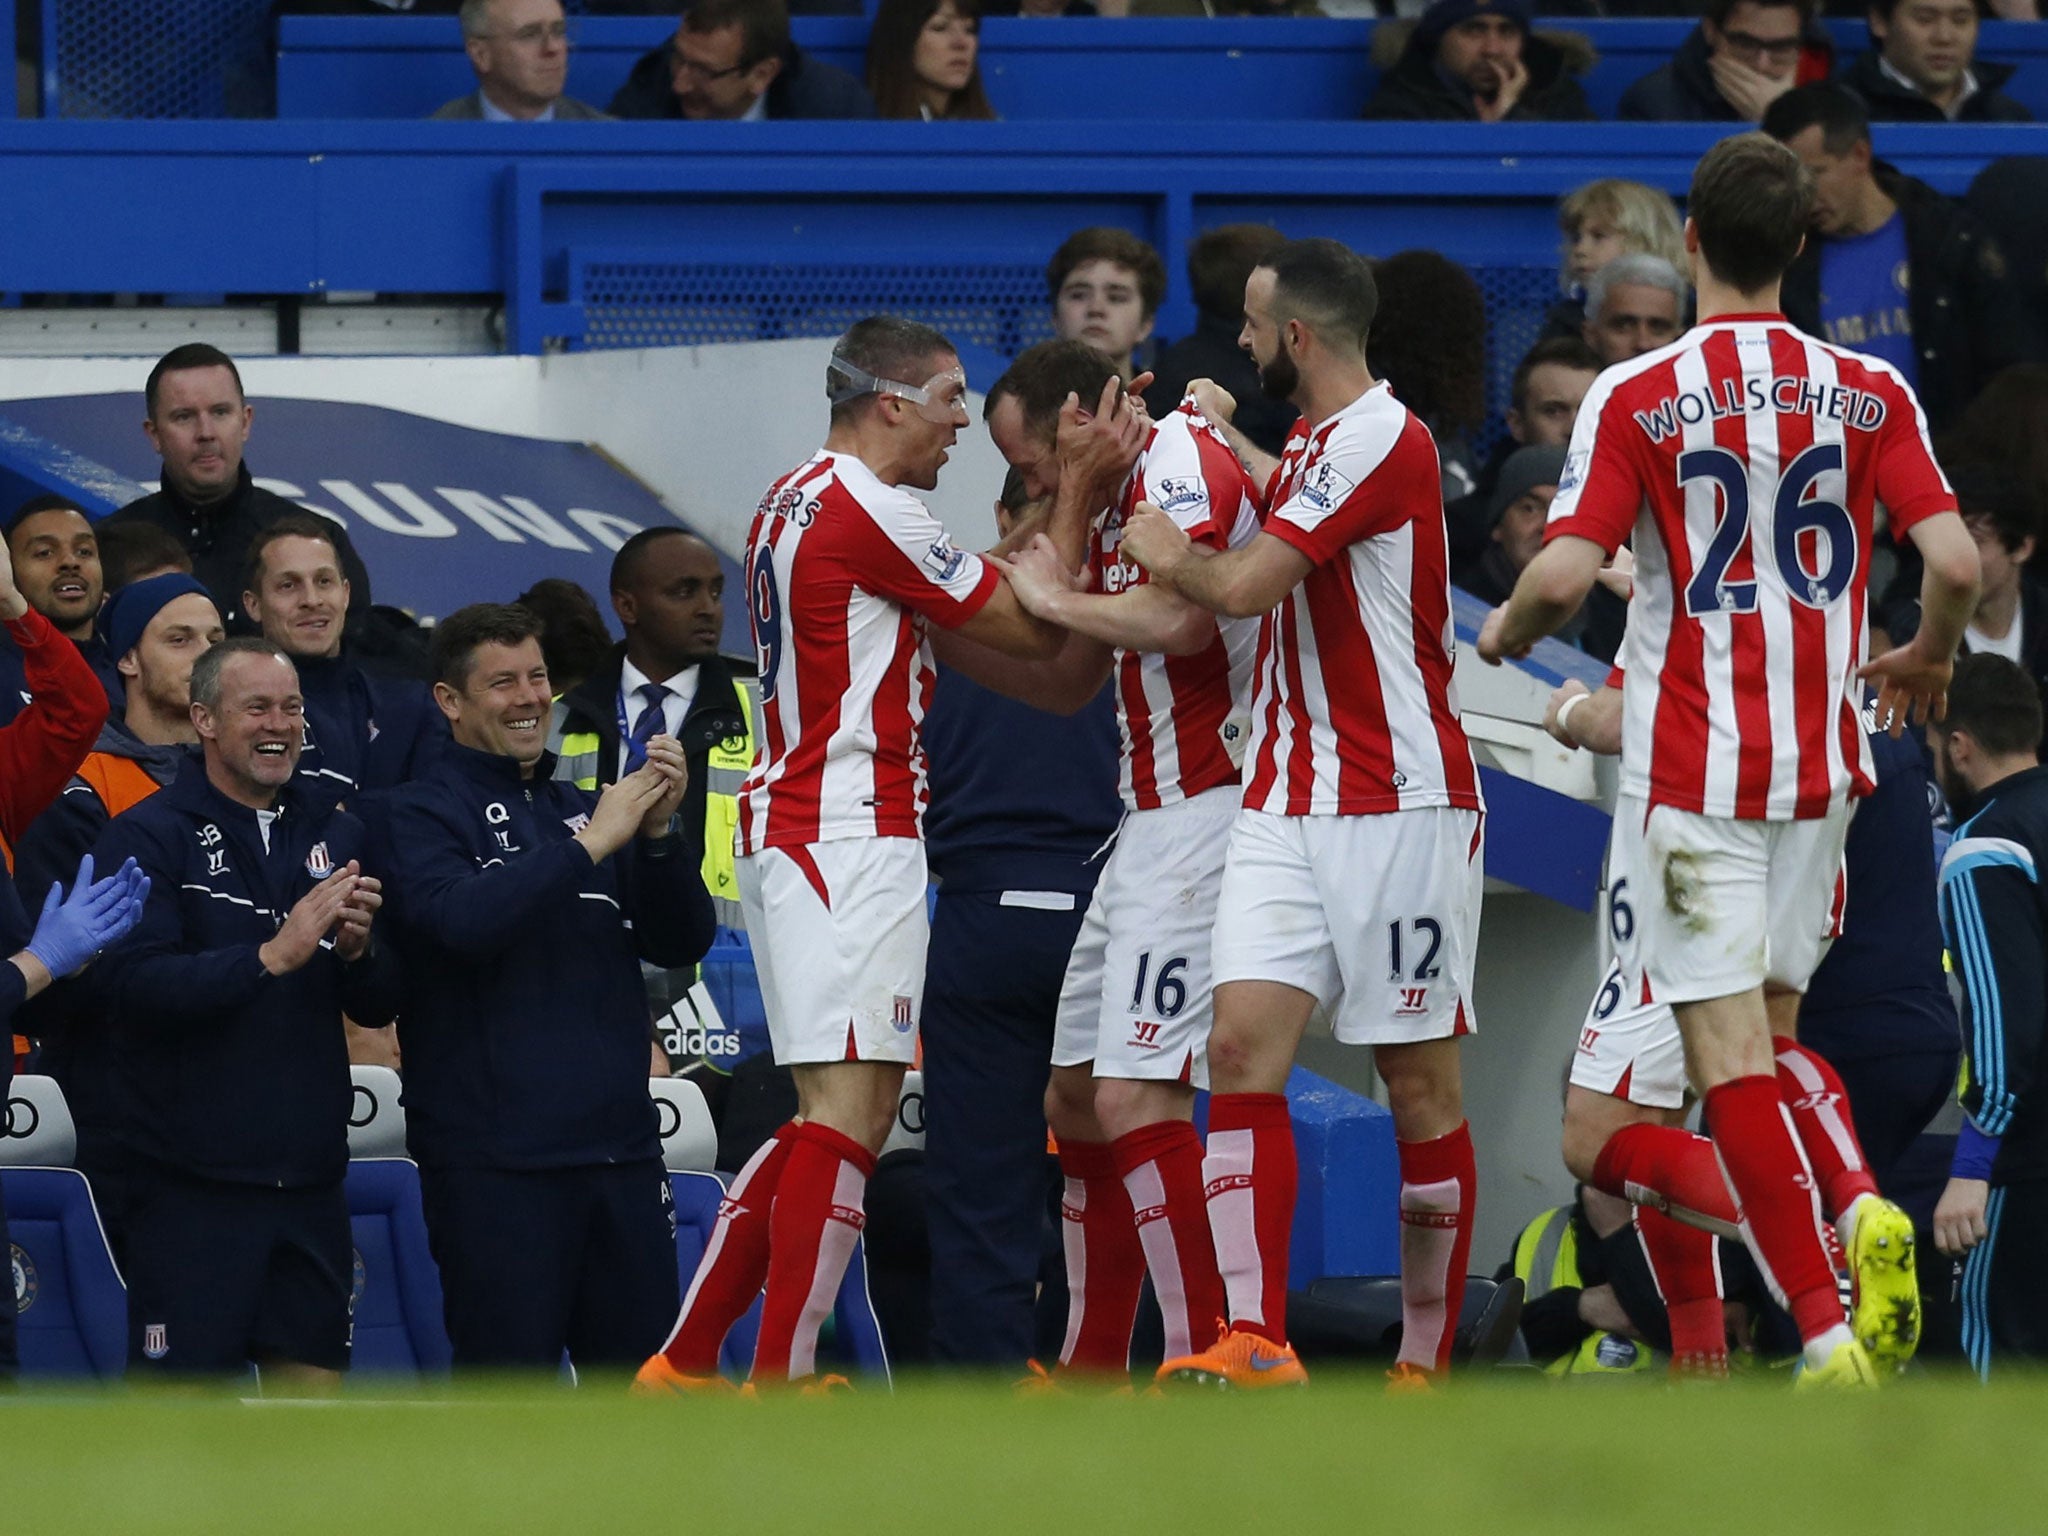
{"left": 1414, "top": 0, "right": 1531, "bottom": 54}
{"left": 104, "top": 572, "right": 215, "bottom": 659}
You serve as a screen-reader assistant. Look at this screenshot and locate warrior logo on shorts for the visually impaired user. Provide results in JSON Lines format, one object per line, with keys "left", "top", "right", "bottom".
{"left": 11, "top": 1243, "right": 36, "bottom": 1314}
{"left": 891, "top": 995, "right": 914, "bottom": 1033}
{"left": 1395, "top": 986, "right": 1429, "bottom": 1018}
{"left": 306, "top": 842, "right": 332, "bottom": 879}
{"left": 143, "top": 1322, "right": 169, "bottom": 1360}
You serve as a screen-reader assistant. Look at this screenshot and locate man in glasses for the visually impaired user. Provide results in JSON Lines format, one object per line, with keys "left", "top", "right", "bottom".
{"left": 1619, "top": 0, "right": 1821, "bottom": 122}
{"left": 433, "top": 0, "right": 612, "bottom": 121}
{"left": 608, "top": 0, "right": 874, "bottom": 121}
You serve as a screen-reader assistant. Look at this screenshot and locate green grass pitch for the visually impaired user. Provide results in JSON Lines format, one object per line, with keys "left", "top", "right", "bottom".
{"left": 6, "top": 1371, "right": 2046, "bottom": 1535}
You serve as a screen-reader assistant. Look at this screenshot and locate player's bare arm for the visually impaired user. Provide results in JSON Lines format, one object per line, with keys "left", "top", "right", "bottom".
{"left": 1184, "top": 378, "right": 1279, "bottom": 491}
{"left": 1858, "top": 510, "right": 1982, "bottom": 735}
{"left": 995, "top": 532, "right": 1216, "bottom": 657}
{"left": 1122, "top": 504, "right": 1308, "bottom": 620}
{"left": 1475, "top": 534, "right": 1607, "bottom": 663}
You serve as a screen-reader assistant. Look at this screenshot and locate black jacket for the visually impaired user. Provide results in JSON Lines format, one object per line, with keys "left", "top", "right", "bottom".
{"left": 1618, "top": 21, "right": 1833, "bottom": 121}
{"left": 90, "top": 761, "right": 399, "bottom": 1188}
{"left": 369, "top": 743, "right": 715, "bottom": 1171}
{"left": 1143, "top": 315, "right": 1300, "bottom": 460}
{"left": 0, "top": 632, "right": 122, "bottom": 729}
{"left": 1839, "top": 49, "right": 2032, "bottom": 126}
{"left": 1781, "top": 166, "right": 2039, "bottom": 435}
{"left": 608, "top": 42, "right": 875, "bottom": 120}
{"left": 103, "top": 464, "right": 374, "bottom": 634}
{"left": 293, "top": 651, "right": 448, "bottom": 811}
{"left": 1363, "top": 24, "right": 1594, "bottom": 122}
{"left": 1940, "top": 765, "right": 2048, "bottom": 1185}
{"left": 1885, "top": 573, "right": 2048, "bottom": 746}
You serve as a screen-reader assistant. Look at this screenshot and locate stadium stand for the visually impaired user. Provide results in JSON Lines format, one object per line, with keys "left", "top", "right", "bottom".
{"left": 343, "top": 1066, "right": 454, "bottom": 1376}
{"left": 2, "top": 1075, "right": 127, "bottom": 1378}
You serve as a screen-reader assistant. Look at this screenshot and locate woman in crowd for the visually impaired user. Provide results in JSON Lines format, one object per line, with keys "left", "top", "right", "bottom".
{"left": 867, "top": 0, "right": 999, "bottom": 120}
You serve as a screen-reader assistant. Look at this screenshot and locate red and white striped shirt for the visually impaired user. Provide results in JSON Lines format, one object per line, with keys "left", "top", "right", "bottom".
{"left": 1545, "top": 316, "right": 1953, "bottom": 821}
{"left": 1091, "top": 404, "right": 1261, "bottom": 809}
{"left": 1243, "top": 383, "right": 1481, "bottom": 817}
{"left": 736, "top": 449, "right": 997, "bottom": 854}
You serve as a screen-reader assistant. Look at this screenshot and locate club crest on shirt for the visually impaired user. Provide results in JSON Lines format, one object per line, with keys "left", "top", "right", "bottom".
{"left": 306, "top": 842, "right": 332, "bottom": 879}
{"left": 921, "top": 538, "right": 967, "bottom": 582}
{"left": 143, "top": 1322, "right": 168, "bottom": 1359}
{"left": 1297, "top": 460, "right": 1356, "bottom": 512}
{"left": 1155, "top": 476, "right": 1206, "bottom": 513}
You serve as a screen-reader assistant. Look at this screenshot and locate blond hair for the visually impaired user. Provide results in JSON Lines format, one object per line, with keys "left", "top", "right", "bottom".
{"left": 1557, "top": 179, "right": 1686, "bottom": 293}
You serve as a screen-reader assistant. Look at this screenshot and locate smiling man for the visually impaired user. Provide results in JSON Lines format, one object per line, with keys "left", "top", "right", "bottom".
{"left": 243, "top": 516, "right": 445, "bottom": 809}
{"left": 1844, "top": 0, "right": 2031, "bottom": 123}
{"left": 92, "top": 636, "right": 397, "bottom": 1386}
{"left": 373, "top": 603, "right": 714, "bottom": 1378}
{"left": 104, "top": 345, "right": 373, "bottom": 634}
{"left": 0, "top": 498, "right": 122, "bottom": 721}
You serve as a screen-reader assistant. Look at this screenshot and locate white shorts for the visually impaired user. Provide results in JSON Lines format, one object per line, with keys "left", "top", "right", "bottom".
{"left": 736, "top": 838, "right": 928, "bottom": 1067}
{"left": 1052, "top": 786, "right": 1238, "bottom": 1086}
{"left": 1567, "top": 959, "right": 1689, "bottom": 1110}
{"left": 1608, "top": 795, "right": 1849, "bottom": 1006}
{"left": 1211, "top": 806, "right": 1482, "bottom": 1046}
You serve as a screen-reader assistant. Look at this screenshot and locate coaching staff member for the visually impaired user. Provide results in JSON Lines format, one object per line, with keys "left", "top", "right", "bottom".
{"left": 93, "top": 637, "right": 395, "bottom": 1385}
{"left": 375, "top": 604, "right": 715, "bottom": 1376}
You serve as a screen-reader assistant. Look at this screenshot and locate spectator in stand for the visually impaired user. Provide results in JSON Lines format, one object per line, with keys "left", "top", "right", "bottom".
{"left": 1765, "top": 84, "right": 2037, "bottom": 436}
{"left": 433, "top": 0, "right": 611, "bottom": 121}
{"left": 18, "top": 575, "right": 222, "bottom": 1262}
{"left": 0, "top": 497, "right": 122, "bottom": 727}
{"left": 1542, "top": 180, "right": 1687, "bottom": 344}
{"left": 242, "top": 516, "right": 446, "bottom": 811}
{"left": 867, "top": 0, "right": 997, "bottom": 120}
{"left": 1939, "top": 366, "right": 2048, "bottom": 541}
{"left": 1619, "top": 0, "right": 1828, "bottom": 123}
{"left": 1447, "top": 336, "right": 1600, "bottom": 566}
{"left": 1581, "top": 253, "right": 1685, "bottom": 369}
{"left": 103, "top": 346, "right": 373, "bottom": 634}
{"left": 608, "top": 0, "right": 875, "bottom": 119}
{"left": 515, "top": 576, "right": 615, "bottom": 702}
{"left": 1843, "top": 0, "right": 2031, "bottom": 125}
{"left": 1046, "top": 227, "right": 1167, "bottom": 385}
{"left": 95, "top": 521, "right": 192, "bottom": 598}
{"left": 1366, "top": 249, "right": 1488, "bottom": 502}
{"left": 1144, "top": 224, "right": 1297, "bottom": 459}
{"left": 1452, "top": 447, "right": 1579, "bottom": 633}
{"left": 1883, "top": 465, "right": 2048, "bottom": 741}
{"left": 1363, "top": 0, "right": 1593, "bottom": 123}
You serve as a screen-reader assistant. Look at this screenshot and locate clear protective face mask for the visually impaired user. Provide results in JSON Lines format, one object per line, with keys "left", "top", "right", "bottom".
{"left": 827, "top": 354, "right": 970, "bottom": 425}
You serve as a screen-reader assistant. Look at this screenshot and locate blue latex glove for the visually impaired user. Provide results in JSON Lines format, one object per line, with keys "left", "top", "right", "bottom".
{"left": 26, "top": 854, "right": 151, "bottom": 979}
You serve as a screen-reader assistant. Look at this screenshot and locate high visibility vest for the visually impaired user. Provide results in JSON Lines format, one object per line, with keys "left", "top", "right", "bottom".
{"left": 1509, "top": 1204, "right": 1659, "bottom": 1378}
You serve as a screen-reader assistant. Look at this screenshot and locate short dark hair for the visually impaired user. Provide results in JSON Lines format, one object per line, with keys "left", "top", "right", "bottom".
{"left": 243, "top": 513, "right": 343, "bottom": 596}
{"left": 431, "top": 602, "right": 546, "bottom": 691}
{"left": 609, "top": 525, "right": 701, "bottom": 594}
{"left": 190, "top": 635, "right": 293, "bottom": 714}
{"left": 1937, "top": 653, "right": 2045, "bottom": 758}
{"left": 513, "top": 577, "right": 613, "bottom": 694}
{"left": 1510, "top": 336, "right": 1602, "bottom": 416}
{"left": 1045, "top": 227, "right": 1168, "bottom": 321}
{"left": 827, "top": 315, "right": 958, "bottom": 426}
{"left": 1264, "top": 237, "right": 1378, "bottom": 352}
{"left": 4, "top": 493, "right": 90, "bottom": 548}
{"left": 96, "top": 520, "right": 192, "bottom": 594}
{"left": 998, "top": 465, "right": 1032, "bottom": 516}
{"left": 145, "top": 343, "right": 245, "bottom": 420}
{"left": 1367, "top": 249, "right": 1483, "bottom": 431}
{"left": 1704, "top": 0, "right": 1810, "bottom": 26}
{"left": 1761, "top": 80, "right": 1871, "bottom": 156}
{"left": 983, "top": 338, "right": 1118, "bottom": 442}
{"left": 1686, "top": 132, "right": 1814, "bottom": 295}
{"left": 681, "top": 0, "right": 789, "bottom": 68}
{"left": 1949, "top": 462, "right": 2037, "bottom": 553}
{"left": 1186, "top": 224, "right": 1288, "bottom": 326}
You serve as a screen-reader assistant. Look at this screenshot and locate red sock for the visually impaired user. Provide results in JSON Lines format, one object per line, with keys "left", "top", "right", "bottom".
{"left": 659, "top": 1122, "right": 796, "bottom": 1373}
{"left": 1056, "top": 1140, "right": 1145, "bottom": 1375}
{"left": 1631, "top": 1204, "right": 1727, "bottom": 1372}
{"left": 1702, "top": 1076, "right": 1844, "bottom": 1346}
{"left": 1774, "top": 1040, "right": 1880, "bottom": 1220}
{"left": 1395, "top": 1122, "right": 1476, "bottom": 1374}
{"left": 1112, "top": 1120, "right": 1226, "bottom": 1363}
{"left": 1203, "top": 1093, "right": 1295, "bottom": 1347}
{"left": 750, "top": 1121, "right": 876, "bottom": 1383}
{"left": 1591, "top": 1122, "right": 1740, "bottom": 1234}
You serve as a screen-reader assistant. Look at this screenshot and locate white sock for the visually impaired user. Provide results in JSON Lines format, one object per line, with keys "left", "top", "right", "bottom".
{"left": 1836, "top": 1191, "right": 1878, "bottom": 1250}
{"left": 1803, "top": 1322, "right": 1855, "bottom": 1371}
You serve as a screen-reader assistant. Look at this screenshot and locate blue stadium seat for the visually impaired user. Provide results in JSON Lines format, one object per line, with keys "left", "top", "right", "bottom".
{"left": 342, "top": 1066, "right": 452, "bottom": 1376}
{"left": 668, "top": 1169, "right": 890, "bottom": 1384}
{"left": 3, "top": 1074, "right": 126, "bottom": 1378}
